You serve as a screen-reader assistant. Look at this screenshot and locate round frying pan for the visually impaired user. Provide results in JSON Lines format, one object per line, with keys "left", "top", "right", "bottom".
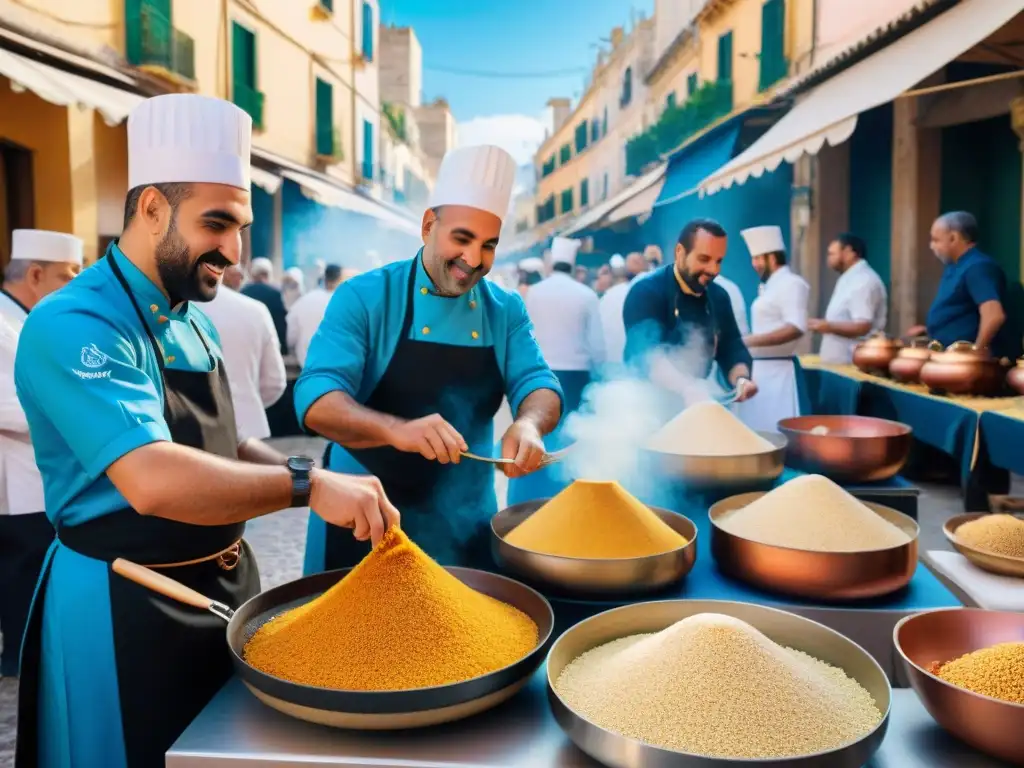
{"left": 112, "top": 559, "right": 555, "bottom": 730}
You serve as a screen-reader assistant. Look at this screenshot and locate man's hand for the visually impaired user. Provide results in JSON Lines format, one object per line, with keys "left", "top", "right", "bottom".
{"left": 906, "top": 324, "right": 927, "bottom": 338}
{"left": 500, "top": 420, "right": 546, "bottom": 478}
{"left": 808, "top": 318, "right": 830, "bottom": 334}
{"left": 310, "top": 469, "right": 400, "bottom": 547}
{"left": 734, "top": 377, "right": 758, "bottom": 402}
{"left": 389, "top": 414, "right": 467, "bottom": 464}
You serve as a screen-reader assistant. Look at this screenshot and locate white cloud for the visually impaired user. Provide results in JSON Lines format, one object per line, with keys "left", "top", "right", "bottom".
{"left": 456, "top": 114, "right": 547, "bottom": 167}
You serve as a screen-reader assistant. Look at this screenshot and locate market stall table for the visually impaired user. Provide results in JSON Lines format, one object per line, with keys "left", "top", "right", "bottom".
{"left": 922, "top": 549, "right": 1024, "bottom": 612}
{"left": 167, "top": 673, "right": 1014, "bottom": 768}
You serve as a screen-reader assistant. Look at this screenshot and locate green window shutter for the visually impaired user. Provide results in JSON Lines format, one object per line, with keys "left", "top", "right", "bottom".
{"left": 666, "top": 92, "right": 677, "bottom": 110}
{"left": 560, "top": 144, "right": 571, "bottom": 165}
{"left": 560, "top": 188, "right": 573, "bottom": 214}
{"left": 362, "top": 119, "right": 374, "bottom": 180}
{"left": 321, "top": 0, "right": 333, "bottom": 10}
{"left": 575, "top": 121, "right": 588, "bottom": 153}
{"left": 759, "top": 0, "right": 787, "bottom": 91}
{"left": 580, "top": 179, "right": 589, "bottom": 207}
{"left": 717, "top": 31, "right": 733, "bottom": 83}
{"left": 315, "top": 78, "right": 334, "bottom": 156}
{"left": 361, "top": 1, "right": 374, "bottom": 61}
{"left": 231, "top": 22, "right": 262, "bottom": 128}
{"left": 687, "top": 72, "right": 698, "bottom": 96}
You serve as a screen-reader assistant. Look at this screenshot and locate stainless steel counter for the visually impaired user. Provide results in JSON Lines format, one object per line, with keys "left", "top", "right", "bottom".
{"left": 167, "top": 672, "right": 1012, "bottom": 767}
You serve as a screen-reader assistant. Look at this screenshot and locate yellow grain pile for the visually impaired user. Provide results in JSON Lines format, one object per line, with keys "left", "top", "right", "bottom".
{"left": 554, "top": 613, "right": 882, "bottom": 759}
{"left": 646, "top": 401, "right": 776, "bottom": 456}
{"left": 504, "top": 480, "right": 687, "bottom": 558}
{"left": 716, "top": 474, "right": 912, "bottom": 552}
{"left": 244, "top": 527, "right": 538, "bottom": 690}
{"left": 955, "top": 514, "right": 1024, "bottom": 559}
{"left": 933, "top": 642, "right": 1024, "bottom": 704}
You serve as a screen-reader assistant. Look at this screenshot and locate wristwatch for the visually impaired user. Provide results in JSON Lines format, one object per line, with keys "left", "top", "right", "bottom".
{"left": 287, "top": 456, "right": 315, "bottom": 508}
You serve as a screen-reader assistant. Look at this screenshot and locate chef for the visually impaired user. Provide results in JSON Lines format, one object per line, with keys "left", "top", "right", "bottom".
{"left": 623, "top": 218, "right": 757, "bottom": 400}
{"left": 0, "top": 230, "right": 82, "bottom": 679}
{"left": 295, "top": 144, "right": 563, "bottom": 575}
{"left": 13, "top": 93, "right": 397, "bottom": 768}
{"left": 810, "top": 233, "right": 887, "bottom": 364}
{"left": 526, "top": 236, "right": 605, "bottom": 413}
{"left": 517, "top": 256, "right": 544, "bottom": 299}
{"left": 737, "top": 225, "right": 810, "bottom": 432}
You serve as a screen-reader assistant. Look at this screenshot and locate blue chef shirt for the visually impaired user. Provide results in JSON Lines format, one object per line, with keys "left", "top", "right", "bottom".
{"left": 14, "top": 244, "right": 224, "bottom": 527}
{"left": 294, "top": 253, "right": 563, "bottom": 478}
{"left": 926, "top": 248, "right": 1021, "bottom": 360}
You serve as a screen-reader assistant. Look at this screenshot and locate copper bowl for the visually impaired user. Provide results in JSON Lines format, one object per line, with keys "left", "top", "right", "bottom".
{"left": 889, "top": 339, "right": 940, "bottom": 384}
{"left": 895, "top": 608, "right": 1024, "bottom": 765}
{"left": 709, "top": 493, "right": 919, "bottom": 600}
{"left": 943, "top": 512, "right": 1024, "bottom": 578}
{"left": 852, "top": 332, "right": 902, "bottom": 375}
{"left": 919, "top": 341, "right": 1011, "bottom": 396}
{"left": 490, "top": 500, "right": 698, "bottom": 597}
{"left": 777, "top": 415, "right": 912, "bottom": 483}
{"left": 642, "top": 431, "right": 787, "bottom": 491}
{"left": 1007, "top": 359, "right": 1024, "bottom": 396}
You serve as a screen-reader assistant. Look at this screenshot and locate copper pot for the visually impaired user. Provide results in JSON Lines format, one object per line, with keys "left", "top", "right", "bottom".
{"left": 918, "top": 341, "right": 1010, "bottom": 396}
{"left": 852, "top": 332, "right": 902, "bottom": 375}
{"left": 1007, "top": 359, "right": 1024, "bottom": 396}
{"left": 888, "top": 339, "right": 940, "bottom": 384}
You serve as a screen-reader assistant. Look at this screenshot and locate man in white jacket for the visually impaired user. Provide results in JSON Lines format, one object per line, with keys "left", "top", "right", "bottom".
{"left": 199, "top": 264, "right": 287, "bottom": 441}
{"left": 287, "top": 263, "right": 343, "bottom": 367}
{"left": 0, "top": 229, "right": 82, "bottom": 677}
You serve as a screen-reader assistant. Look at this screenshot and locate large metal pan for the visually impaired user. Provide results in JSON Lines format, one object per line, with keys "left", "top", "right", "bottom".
{"left": 112, "top": 558, "right": 554, "bottom": 730}
{"left": 491, "top": 499, "right": 697, "bottom": 597}
{"left": 642, "top": 431, "right": 787, "bottom": 491}
{"left": 777, "top": 415, "right": 912, "bottom": 483}
{"left": 547, "top": 599, "right": 891, "bottom": 767}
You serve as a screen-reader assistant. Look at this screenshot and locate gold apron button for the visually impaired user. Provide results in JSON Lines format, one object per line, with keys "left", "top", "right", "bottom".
{"left": 157, "top": 315, "right": 169, "bottom": 324}
{"left": 149, "top": 304, "right": 159, "bottom": 313}
{"left": 471, "top": 331, "right": 479, "bottom": 340}
{"left": 469, "top": 300, "right": 477, "bottom": 309}
{"left": 166, "top": 355, "right": 176, "bottom": 363}
{"left": 420, "top": 286, "right": 428, "bottom": 295}
{"left": 422, "top": 326, "right": 430, "bottom": 335}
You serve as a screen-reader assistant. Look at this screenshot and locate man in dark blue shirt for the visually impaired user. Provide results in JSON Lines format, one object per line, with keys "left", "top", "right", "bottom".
{"left": 623, "top": 218, "right": 757, "bottom": 400}
{"left": 908, "top": 211, "right": 1021, "bottom": 360}
{"left": 242, "top": 257, "right": 288, "bottom": 354}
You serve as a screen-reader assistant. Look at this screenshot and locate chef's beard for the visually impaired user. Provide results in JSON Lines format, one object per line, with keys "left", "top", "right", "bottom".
{"left": 155, "top": 224, "right": 230, "bottom": 304}
{"left": 680, "top": 267, "right": 710, "bottom": 293}
{"left": 430, "top": 253, "right": 484, "bottom": 296}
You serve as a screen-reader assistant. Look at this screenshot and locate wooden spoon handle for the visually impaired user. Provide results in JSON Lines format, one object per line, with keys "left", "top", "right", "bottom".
{"left": 113, "top": 558, "right": 215, "bottom": 612}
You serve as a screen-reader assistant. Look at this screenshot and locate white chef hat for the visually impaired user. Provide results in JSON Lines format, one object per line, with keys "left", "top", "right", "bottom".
{"left": 128, "top": 94, "right": 252, "bottom": 191}
{"left": 609, "top": 253, "right": 625, "bottom": 269}
{"left": 429, "top": 144, "right": 516, "bottom": 220}
{"left": 11, "top": 229, "right": 83, "bottom": 265}
{"left": 519, "top": 257, "right": 544, "bottom": 274}
{"left": 250, "top": 257, "right": 274, "bottom": 279}
{"left": 551, "top": 236, "right": 582, "bottom": 267}
{"left": 740, "top": 225, "right": 786, "bottom": 257}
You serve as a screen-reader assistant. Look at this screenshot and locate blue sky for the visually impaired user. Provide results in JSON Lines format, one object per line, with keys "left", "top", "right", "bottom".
{"left": 379, "top": 0, "right": 654, "bottom": 162}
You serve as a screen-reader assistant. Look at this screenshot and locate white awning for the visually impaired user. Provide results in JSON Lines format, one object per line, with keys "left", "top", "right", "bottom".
{"left": 605, "top": 172, "right": 667, "bottom": 225}
{"left": 250, "top": 166, "right": 282, "bottom": 195}
{"left": 0, "top": 47, "right": 142, "bottom": 126}
{"left": 282, "top": 170, "right": 420, "bottom": 236}
{"left": 561, "top": 163, "right": 667, "bottom": 236}
{"left": 699, "top": 0, "right": 1023, "bottom": 195}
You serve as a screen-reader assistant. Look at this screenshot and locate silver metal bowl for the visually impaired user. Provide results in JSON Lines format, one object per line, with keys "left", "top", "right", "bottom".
{"left": 642, "top": 431, "right": 787, "bottom": 491}
{"left": 547, "top": 600, "right": 891, "bottom": 767}
{"left": 491, "top": 500, "right": 697, "bottom": 597}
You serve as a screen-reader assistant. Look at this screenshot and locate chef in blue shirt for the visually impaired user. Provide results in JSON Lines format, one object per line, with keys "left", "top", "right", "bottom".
{"left": 13, "top": 94, "right": 397, "bottom": 768}
{"left": 297, "top": 144, "right": 564, "bottom": 574}
{"left": 907, "top": 211, "right": 1021, "bottom": 360}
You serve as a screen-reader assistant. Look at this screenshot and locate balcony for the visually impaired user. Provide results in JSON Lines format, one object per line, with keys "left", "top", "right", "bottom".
{"left": 233, "top": 82, "right": 265, "bottom": 131}
{"left": 625, "top": 79, "right": 733, "bottom": 177}
{"left": 316, "top": 128, "right": 344, "bottom": 162}
{"left": 125, "top": 0, "right": 196, "bottom": 83}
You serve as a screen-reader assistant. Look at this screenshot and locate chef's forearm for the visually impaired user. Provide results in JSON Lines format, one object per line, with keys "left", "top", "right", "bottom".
{"left": 745, "top": 324, "right": 803, "bottom": 348}
{"left": 237, "top": 437, "right": 289, "bottom": 466}
{"left": 726, "top": 364, "right": 752, "bottom": 386}
{"left": 515, "top": 388, "right": 562, "bottom": 436}
{"left": 106, "top": 441, "right": 296, "bottom": 524}
{"left": 976, "top": 301, "right": 1006, "bottom": 351}
{"left": 826, "top": 320, "right": 872, "bottom": 339}
{"left": 305, "top": 391, "right": 402, "bottom": 449}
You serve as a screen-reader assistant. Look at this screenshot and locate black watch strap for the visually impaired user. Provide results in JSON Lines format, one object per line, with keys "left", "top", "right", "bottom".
{"left": 287, "top": 456, "right": 314, "bottom": 508}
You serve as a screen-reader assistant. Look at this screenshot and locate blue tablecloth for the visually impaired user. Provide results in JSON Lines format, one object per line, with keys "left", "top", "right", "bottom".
{"left": 796, "top": 362, "right": 862, "bottom": 416}
{"left": 978, "top": 410, "right": 1024, "bottom": 476}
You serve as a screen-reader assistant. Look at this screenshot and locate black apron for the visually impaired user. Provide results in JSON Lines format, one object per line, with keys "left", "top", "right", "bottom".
{"left": 322, "top": 261, "right": 505, "bottom": 571}
{"left": 16, "top": 255, "right": 260, "bottom": 768}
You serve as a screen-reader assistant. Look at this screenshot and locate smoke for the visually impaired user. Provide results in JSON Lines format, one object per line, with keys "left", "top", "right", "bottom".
{"left": 559, "top": 329, "right": 727, "bottom": 499}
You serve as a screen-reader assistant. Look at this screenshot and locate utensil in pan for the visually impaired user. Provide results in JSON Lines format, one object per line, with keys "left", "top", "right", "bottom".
{"left": 111, "top": 558, "right": 554, "bottom": 730}
{"left": 461, "top": 444, "right": 573, "bottom": 469}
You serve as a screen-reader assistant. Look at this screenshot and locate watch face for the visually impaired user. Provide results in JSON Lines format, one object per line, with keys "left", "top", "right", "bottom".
{"left": 288, "top": 456, "right": 315, "bottom": 472}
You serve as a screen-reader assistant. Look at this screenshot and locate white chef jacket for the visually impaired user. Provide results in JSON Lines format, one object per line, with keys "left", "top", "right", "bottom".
{"left": 713, "top": 274, "right": 750, "bottom": 336}
{"left": 819, "top": 259, "right": 888, "bottom": 364}
{"left": 0, "top": 294, "right": 45, "bottom": 515}
{"left": 739, "top": 265, "right": 810, "bottom": 433}
{"left": 287, "top": 287, "right": 334, "bottom": 367}
{"left": 199, "top": 287, "right": 287, "bottom": 441}
{"left": 526, "top": 272, "right": 605, "bottom": 372}
{"left": 598, "top": 280, "right": 631, "bottom": 364}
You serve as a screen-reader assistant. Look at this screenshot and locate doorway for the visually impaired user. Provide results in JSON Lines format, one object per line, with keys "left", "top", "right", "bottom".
{"left": 0, "top": 140, "right": 35, "bottom": 274}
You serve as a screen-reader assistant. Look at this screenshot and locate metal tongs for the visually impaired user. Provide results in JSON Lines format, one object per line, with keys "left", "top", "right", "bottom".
{"left": 460, "top": 444, "right": 574, "bottom": 469}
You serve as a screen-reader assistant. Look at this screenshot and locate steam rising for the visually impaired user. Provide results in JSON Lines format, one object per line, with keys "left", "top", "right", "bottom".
{"left": 560, "top": 331, "right": 727, "bottom": 500}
